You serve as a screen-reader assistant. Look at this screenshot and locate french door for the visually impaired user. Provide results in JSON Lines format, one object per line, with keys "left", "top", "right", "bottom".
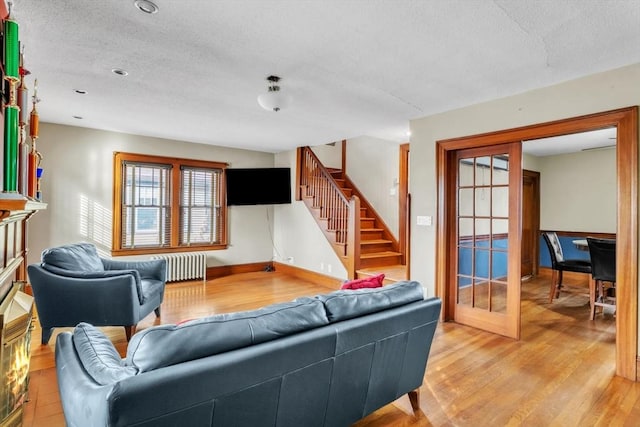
{"left": 451, "top": 142, "right": 522, "bottom": 339}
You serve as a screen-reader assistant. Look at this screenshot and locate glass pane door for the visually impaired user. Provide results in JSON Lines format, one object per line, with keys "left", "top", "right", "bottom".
{"left": 453, "top": 142, "right": 521, "bottom": 339}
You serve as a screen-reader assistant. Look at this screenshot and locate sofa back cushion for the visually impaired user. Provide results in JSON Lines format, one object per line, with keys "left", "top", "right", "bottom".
{"left": 126, "top": 297, "right": 329, "bottom": 372}
{"left": 317, "top": 280, "right": 424, "bottom": 322}
{"left": 73, "top": 323, "right": 137, "bottom": 385}
{"left": 41, "top": 242, "right": 104, "bottom": 272}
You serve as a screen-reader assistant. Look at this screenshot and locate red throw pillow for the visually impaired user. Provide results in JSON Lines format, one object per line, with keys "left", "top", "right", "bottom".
{"left": 340, "top": 273, "right": 385, "bottom": 290}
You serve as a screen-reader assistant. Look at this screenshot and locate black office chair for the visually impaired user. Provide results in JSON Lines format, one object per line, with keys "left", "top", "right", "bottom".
{"left": 586, "top": 237, "right": 616, "bottom": 320}
{"left": 542, "top": 232, "right": 592, "bottom": 303}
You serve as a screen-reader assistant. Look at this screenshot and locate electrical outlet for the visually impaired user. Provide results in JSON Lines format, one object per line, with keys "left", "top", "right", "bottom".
{"left": 327, "top": 264, "right": 332, "bottom": 273}
{"left": 286, "top": 256, "right": 294, "bottom": 264}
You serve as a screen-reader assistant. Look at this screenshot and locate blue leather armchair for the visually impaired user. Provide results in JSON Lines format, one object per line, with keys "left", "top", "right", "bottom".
{"left": 27, "top": 243, "right": 167, "bottom": 344}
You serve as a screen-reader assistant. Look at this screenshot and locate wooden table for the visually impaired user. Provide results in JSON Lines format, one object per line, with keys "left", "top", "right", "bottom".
{"left": 573, "top": 239, "right": 588, "bottom": 251}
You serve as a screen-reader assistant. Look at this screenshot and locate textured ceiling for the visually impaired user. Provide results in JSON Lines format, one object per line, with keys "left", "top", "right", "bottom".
{"left": 14, "top": 0, "right": 640, "bottom": 153}
{"left": 524, "top": 127, "right": 617, "bottom": 157}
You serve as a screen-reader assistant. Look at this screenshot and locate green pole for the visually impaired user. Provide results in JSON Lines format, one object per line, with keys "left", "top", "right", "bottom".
{"left": 4, "top": 106, "right": 19, "bottom": 192}
{"left": 4, "top": 20, "right": 19, "bottom": 79}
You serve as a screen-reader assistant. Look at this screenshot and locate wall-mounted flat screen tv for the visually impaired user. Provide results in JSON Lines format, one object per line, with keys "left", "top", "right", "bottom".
{"left": 226, "top": 167, "right": 292, "bottom": 206}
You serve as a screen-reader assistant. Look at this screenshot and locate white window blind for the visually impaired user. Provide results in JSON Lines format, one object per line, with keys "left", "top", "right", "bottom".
{"left": 122, "top": 162, "right": 171, "bottom": 248}
{"left": 180, "top": 166, "right": 223, "bottom": 245}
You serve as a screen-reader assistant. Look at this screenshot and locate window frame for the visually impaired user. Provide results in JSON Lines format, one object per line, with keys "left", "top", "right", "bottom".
{"left": 112, "top": 152, "right": 228, "bottom": 256}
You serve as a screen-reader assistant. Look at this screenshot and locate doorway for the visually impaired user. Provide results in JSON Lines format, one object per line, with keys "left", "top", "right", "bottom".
{"left": 436, "top": 106, "right": 638, "bottom": 380}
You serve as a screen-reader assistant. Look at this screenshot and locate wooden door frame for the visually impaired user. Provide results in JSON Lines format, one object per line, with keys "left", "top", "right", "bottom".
{"left": 436, "top": 106, "right": 638, "bottom": 381}
{"left": 399, "top": 143, "right": 410, "bottom": 267}
{"left": 522, "top": 169, "right": 541, "bottom": 278}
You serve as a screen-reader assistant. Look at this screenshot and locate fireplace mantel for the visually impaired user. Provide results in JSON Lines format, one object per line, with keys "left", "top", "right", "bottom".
{"left": 0, "top": 195, "right": 47, "bottom": 297}
{"left": 0, "top": 196, "right": 46, "bottom": 222}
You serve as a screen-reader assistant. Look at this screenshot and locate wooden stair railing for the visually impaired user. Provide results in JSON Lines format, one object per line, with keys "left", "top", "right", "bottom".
{"left": 297, "top": 147, "right": 360, "bottom": 278}
{"left": 297, "top": 146, "right": 401, "bottom": 279}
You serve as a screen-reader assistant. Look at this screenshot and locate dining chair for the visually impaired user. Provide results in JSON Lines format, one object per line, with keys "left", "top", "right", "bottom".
{"left": 586, "top": 237, "right": 616, "bottom": 320}
{"left": 542, "top": 232, "right": 592, "bottom": 303}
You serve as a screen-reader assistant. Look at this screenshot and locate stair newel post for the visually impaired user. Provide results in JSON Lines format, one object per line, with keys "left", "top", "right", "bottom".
{"left": 347, "top": 195, "right": 361, "bottom": 279}
{"left": 295, "top": 147, "right": 303, "bottom": 200}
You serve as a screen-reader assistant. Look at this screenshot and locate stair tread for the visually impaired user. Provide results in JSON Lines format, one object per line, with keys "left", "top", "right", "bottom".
{"left": 361, "top": 251, "right": 402, "bottom": 259}
{"left": 361, "top": 239, "right": 392, "bottom": 245}
{"left": 361, "top": 228, "right": 384, "bottom": 232}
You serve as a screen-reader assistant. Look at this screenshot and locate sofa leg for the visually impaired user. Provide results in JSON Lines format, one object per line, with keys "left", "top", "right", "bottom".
{"left": 41, "top": 327, "right": 53, "bottom": 345}
{"left": 124, "top": 325, "right": 136, "bottom": 341}
{"left": 408, "top": 389, "right": 420, "bottom": 411}
{"left": 154, "top": 306, "right": 161, "bottom": 317}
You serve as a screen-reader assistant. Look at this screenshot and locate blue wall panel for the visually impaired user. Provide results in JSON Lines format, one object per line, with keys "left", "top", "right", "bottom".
{"left": 539, "top": 235, "right": 590, "bottom": 267}
{"left": 458, "top": 238, "right": 509, "bottom": 282}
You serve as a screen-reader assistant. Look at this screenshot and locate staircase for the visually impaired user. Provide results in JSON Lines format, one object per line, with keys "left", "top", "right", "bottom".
{"left": 297, "top": 147, "right": 404, "bottom": 279}
{"left": 329, "top": 170, "right": 403, "bottom": 269}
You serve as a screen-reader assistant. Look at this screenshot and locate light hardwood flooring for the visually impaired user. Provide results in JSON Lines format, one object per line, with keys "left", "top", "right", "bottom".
{"left": 22, "top": 272, "right": 634, "bottom": 426}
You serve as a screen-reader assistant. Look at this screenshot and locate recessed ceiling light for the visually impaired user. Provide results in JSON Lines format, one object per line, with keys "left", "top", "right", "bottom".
{"left": 73, "top": 115, "right": 83, "bottom": 120}
{"left": 74, "top": 89, "right": 87, "bottom": 94}
{"left": 134, "top": 0, "right": 159, "bottom": 14}
{"left": 112, "top": 68, "right": 129, "bottom": 76}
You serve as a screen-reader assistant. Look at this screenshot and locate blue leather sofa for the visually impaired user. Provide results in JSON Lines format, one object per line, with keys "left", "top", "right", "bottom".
{"left": 27, "top": 243, "right": 167, "bottom": 344}
{"left": 55, "top": 280, "right": 441, "bottom": 427}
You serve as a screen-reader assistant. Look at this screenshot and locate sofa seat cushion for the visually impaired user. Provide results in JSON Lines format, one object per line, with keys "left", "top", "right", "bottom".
{"left": 317, "top": 280, "right": 424, "bottom": 322}
{"left": 125, "top": 297, "right": 329, "bottom": 372}
{"left": 41, "top": 242, "right": 104, "bottom": 272}
{"left": 73, "top": 323, "right": 137, "bottom": 385}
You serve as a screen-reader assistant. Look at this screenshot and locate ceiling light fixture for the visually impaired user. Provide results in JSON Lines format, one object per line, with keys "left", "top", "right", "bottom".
{"left": 112, "top": 68, "right": 129, "bottom": 76}
{"left": 257, "top": 75, "right": 291, "bottom": 112}
{"left": 134, "top": 0, "right": 159, "bottom": 14}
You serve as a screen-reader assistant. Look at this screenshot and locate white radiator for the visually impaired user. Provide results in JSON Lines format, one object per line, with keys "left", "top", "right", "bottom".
{"left": 150, "top": 252, "right": 207, "bottom": 284}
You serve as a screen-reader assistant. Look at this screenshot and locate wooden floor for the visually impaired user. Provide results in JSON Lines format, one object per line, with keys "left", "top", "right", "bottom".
{"left": 22, "top": 272, "right": 635, "bottom": 426}
{"left": 358, "top": 264, "right": 408, "bottom": 282}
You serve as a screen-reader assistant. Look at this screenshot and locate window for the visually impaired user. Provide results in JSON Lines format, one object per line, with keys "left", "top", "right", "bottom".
{"left": 113, "top": 152, "right": 227, "bottom": 255}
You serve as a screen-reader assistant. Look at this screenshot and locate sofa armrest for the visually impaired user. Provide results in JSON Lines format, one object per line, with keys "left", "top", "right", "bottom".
{"left": 28, "top": 264, "right": 141, "bottom": 327}
{"left": 102, "top": 258, "right": 167, "bottom": 282}
{"left": 56, "top": 332, "right": 114, "bottom": 427}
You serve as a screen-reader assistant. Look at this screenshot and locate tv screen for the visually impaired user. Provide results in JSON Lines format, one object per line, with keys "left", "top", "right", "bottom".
{"left": 226, "top": 168, "right": 292, "bottom": 206}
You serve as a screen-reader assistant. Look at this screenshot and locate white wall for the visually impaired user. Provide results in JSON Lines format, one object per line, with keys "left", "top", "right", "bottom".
{"left": 409, "top": 62, "right": 640, "bottom": 298}
{"left": 523, "top": 153, "right": 541, "bottom": 172}
{"left": 345, "top": 136, "right": 400, "bottom": 238}
{"left": 29, "top": 123, "right": 277, "bottom": 266}
{"left": 310, "top": 142, "right": 343, "bottom": 169}
{"left": 538, "top": 147, "right": 616, "bottom": 233}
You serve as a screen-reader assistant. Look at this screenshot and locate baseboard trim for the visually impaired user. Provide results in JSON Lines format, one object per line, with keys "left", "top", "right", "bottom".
{"left": 205, "top": 262, "right": 343, "bottom": 289}
{"left": 273, "top": 262, "right": 342, "bottom": 289}
{"left": 206, "top": 262, "right": 272, "bottom": 280}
